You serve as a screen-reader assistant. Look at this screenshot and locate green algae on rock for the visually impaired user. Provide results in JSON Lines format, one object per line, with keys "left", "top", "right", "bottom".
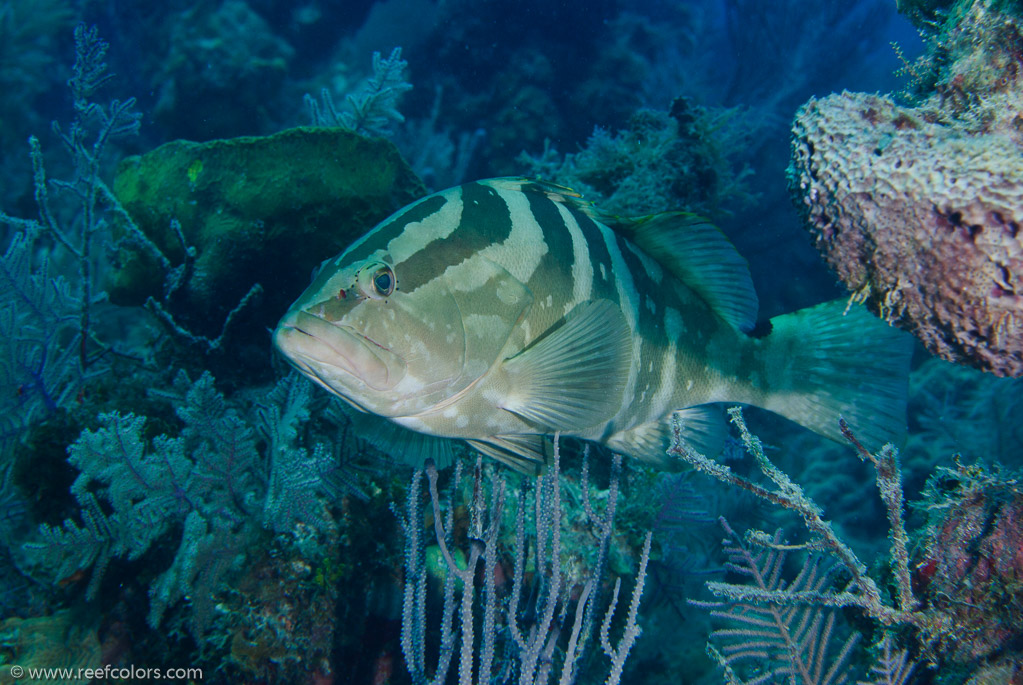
{"left": 109, "top": 126, "right": 425, "bottom": 342}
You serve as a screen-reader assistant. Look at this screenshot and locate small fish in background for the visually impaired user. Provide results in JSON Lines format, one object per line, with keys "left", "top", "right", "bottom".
{"left": 274, "top": 178, "right": 911, "bottom": 472}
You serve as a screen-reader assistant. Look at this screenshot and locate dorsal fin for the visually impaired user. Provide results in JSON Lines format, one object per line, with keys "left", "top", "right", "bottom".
{"left": 484, "top": 178, "right": 758, "bottom": 332}
{"left": 484, "top": 177, "right": 604, "bottom": 221}
{"left": 617, "top": 213, "right": 758, "bottom": 332}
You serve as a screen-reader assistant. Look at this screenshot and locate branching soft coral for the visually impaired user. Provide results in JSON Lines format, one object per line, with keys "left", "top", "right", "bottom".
{"left": 520, "top": 98, "right": 756, "bottom": 221}
{"left": 24, "top": 371, "right": 342, "bottom": 634}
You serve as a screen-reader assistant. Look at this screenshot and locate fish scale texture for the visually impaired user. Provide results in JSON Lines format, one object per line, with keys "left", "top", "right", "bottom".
{"left": 789, "top": 93, "right": 1023, "bottom": 377}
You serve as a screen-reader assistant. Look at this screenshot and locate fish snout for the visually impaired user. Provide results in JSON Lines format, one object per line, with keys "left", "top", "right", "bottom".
{"left": 274, "top": 311, "right": 406, "bottom": 391}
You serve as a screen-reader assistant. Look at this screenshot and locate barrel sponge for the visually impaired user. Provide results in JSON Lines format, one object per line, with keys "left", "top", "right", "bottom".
{"left": 788, "top": 90, "right": 1022, "bottom": 377}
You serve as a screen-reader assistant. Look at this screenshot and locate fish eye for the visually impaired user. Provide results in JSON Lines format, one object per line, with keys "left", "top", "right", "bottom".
{"left": 356, "top": 261, "right": 396, "bottom": 300}
{"left": 373, "top": 268, "right": 394, "bottom": 296}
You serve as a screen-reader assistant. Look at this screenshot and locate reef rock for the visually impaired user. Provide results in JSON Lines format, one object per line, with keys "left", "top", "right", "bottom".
{"left": 788, "top": 0, "right": 1023, "bottom": 377}
{"left": 916, "top": 462, "right": 1023, "bottom": 665}
{"left": 154, "top": 0, "right": 294, "bottom": 140}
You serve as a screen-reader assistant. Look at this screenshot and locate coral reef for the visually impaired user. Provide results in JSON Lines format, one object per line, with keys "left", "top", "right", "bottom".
{"left": 788, "top": 0, "right": 1023, "bottom": 376}
{"left": 305, "top": 47, "right": 412, "bottom": 138}
{"left": 19, "top": 371, "right": 353, "bottom": 653}
{"left": 906, "top": 358, "right": 1023, "bottom": 476}
{"left": 110, "top": 126, "right": 424, "bottom": 344}
{"left": 521, "top": 98, "right": 755, "bottom": 220}
{"left": 153, "top": 0, "right": 294, "bottom": 140}
{"left": 672, "top": 406, "right": 1023, "bottom": 683}
{"left": 916, "top": 461, "right": 1023, "bottom": 667}
{"left": 0, "top": 609, "right": 100, "bottom": 684}
{"left": 221, "top": 525, "right": 339, "bottom": 683}
{"left": 0, "top": 0, "right": 75, "bottom": 208}
{"left": 0, "top": 0, "right": 73, "bottom": 125}
{"left": 1, "top": 22, "right": 141, "bottom": 460}
{"left": 397, "top": 445, "right": 651, "bottom": 684}
{"left": 8, "top": 4, "right": 1019, "bottom": 683}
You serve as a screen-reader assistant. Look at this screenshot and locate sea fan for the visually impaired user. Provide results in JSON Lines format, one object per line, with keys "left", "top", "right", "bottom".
{"left": 305, "top": 47, "right": 412, "bottom": 137}
{"left": 692, "top": 519, "right": 859, "bottom": 685}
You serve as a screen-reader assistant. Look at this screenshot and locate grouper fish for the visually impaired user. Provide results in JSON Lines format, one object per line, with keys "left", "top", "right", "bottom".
{"left": 273, "top": 178, "right": 911, "bottom": 472}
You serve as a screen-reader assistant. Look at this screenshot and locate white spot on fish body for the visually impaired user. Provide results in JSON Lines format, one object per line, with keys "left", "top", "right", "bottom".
{"left": 664, "top": 308, "right": 683, "bottom": 340}
{"left": 496, "top": 277, "right": 522, "bottom": 305}
{"left": 602, "top": 227, "right": 639, "bottom": 332}
{"left": 464, "top": 314, "right": 509, "bottom": 338}
{"left": 483, "top": 385, "right": 504, "bottom": 404}
{"left": 395, "top": 415, "right": 428, "bottom": 431}
{"left": 394, "top": 371, "right": 427, "bottom": 397}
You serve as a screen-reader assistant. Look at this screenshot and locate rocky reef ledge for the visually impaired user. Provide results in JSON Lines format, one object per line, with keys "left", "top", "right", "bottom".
{"left": 788, "top": 0, "right": 1023, "bottom": 377}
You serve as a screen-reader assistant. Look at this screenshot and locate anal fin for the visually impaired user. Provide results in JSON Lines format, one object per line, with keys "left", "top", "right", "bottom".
{"left": 608, "top": 405, "right": 726, "bottom": 466}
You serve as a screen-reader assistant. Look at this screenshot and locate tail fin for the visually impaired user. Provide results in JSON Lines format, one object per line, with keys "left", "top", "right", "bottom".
{"left": 759, "top": 300, "right": 912, "bottom": 450}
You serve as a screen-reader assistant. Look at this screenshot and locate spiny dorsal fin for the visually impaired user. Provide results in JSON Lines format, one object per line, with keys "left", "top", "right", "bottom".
{"left": 618, "top": 213, "right": 758, "bottom": 332}
{"left": 486, "top": 178, "right": 758, "bottom": 332}
{"left": 484, "top": 177, "right": 604, "bottom": 221}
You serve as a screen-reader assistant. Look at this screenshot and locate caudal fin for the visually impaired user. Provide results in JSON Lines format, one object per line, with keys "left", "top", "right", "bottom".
{"left": 759, "top": 300, "right": 912, "bottom": 450}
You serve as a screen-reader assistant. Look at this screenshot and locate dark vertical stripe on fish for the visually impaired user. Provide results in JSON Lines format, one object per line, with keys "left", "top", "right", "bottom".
{"left": 396, "top": 182, "right": 515, "bottom": 293}
{"left": 344, "top": 193, "right": 448, "bottom": 265}
{"left": 523, "top": 190, "right": 575, "bottom": 310}
{"left": 566, "top": 205, "right": 617, "bottom": 302}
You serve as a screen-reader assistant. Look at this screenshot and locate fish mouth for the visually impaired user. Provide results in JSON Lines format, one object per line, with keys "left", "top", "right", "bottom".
{"left": 273, "top": 311, "right": 406, "bottom": 391}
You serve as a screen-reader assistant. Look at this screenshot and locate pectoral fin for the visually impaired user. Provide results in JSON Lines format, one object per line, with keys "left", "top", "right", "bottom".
{"left": 500, "top": 300, "right": 632, "bottom": 431}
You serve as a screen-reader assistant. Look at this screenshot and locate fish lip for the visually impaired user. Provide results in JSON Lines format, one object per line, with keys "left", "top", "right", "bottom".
{"left": 275, "top": 318, "right": 361, "bottom": 379}
{"left": 274, "top": 311, "right": 405, "bottom": 390}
